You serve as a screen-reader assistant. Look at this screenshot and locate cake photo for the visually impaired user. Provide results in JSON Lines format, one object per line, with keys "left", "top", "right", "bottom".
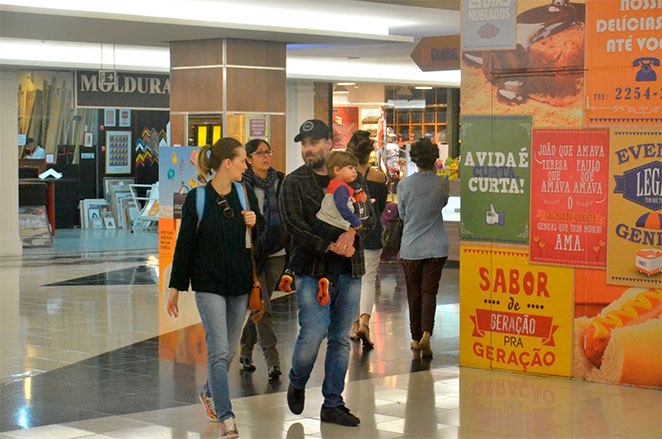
{"left": 462, "top": 0, "right": 585, "bottom": 127}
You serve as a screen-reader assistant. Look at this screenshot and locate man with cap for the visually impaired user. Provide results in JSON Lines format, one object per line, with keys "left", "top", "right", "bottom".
{"left": 278, "top": 119, "right": 376, "bottom": 426}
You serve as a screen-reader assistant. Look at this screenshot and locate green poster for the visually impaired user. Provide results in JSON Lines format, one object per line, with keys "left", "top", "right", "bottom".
{"left": 460, "top": 115, "right": 532, "bottom": 245}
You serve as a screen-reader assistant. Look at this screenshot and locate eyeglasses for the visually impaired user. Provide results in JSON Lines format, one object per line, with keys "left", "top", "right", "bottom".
{"left": 217, "top": 197, "right": 235, "bottom": 218}
{"left": 251, "top": 150, "right": 273, "bottom": 157}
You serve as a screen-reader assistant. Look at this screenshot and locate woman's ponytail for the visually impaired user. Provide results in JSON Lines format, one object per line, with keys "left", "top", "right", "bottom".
{"left": 196, "top": 137, "right": 243, "bottom": 184}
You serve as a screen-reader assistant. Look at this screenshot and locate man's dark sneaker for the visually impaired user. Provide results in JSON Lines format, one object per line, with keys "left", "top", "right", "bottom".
{"left": 239, "top": 356, "right": 256, "bottom": 372}
{"left": 320, "top": 404, "right": 360, "bottom": 426}
{"left": 268, "top": 365, "right": 282, "bottom": 380}
{"left": 287, "top": 383, "right": 305, "bottom": 414}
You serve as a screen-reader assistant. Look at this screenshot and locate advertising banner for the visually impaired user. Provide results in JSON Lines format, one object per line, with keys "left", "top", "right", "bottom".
{"left": 574, "top": 269, "right": 661, "bottom": 388}
{"left": 607, "top": 129, "right": 662, "bottom": 287}
{"left": 529, "top": 129, "right": 609, "bottom": 267}
{"left": 461, "top": 0, "right": 516, "bottom": 51}
{"left": 460, "top": 247, "right": 574, "bottom": 377}
{"left": 585, "top": 1, "right": 662, "bottom": 125}
{"left": 158, "top": 147, "right": 201, "bottom": 219}
{"left": 460, "top": 115, "right": 532, "bottom": 245}
{"left": 461, "top": 1, "right": 585, "bottom": 128}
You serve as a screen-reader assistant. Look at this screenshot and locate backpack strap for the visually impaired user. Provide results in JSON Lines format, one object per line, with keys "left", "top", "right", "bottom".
{"left": 195, "top": 186, "right": 206, "bottom": 230}
{"left": 233, "top": 181, "right": 248, "bottom": 211}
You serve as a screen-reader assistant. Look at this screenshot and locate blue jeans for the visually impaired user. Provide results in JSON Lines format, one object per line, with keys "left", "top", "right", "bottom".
{"left": 289, "top": 275, "right": 361, "bottom": 408}
{"left": 195, "top": 292, "right": 248, "bottom": 422}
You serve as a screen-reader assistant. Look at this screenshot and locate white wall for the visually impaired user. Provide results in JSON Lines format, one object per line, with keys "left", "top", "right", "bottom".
{"left": 285, "top": 80, "right": 314, "bottom": 174}
{"left": 0, "top": 68, "right": 23, "bottom": 257}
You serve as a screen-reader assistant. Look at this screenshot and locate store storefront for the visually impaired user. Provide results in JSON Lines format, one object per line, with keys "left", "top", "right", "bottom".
{"left": 17, "top": 69, "right": 169, "bottom": 245}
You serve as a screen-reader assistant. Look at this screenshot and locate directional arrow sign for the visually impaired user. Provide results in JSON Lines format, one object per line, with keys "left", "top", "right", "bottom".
{"left": 410, "top": 35, "right": 461, "bottom": 72}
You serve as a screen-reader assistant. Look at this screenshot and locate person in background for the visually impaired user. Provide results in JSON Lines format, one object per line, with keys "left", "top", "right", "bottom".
{"left": 25, "top": 138, "right": 46, "bottom": 159}
{"left": 238, "top": 138, "right": 287, "bottom": 381}
{"left": 396, "top": 137, "right": 449, "bottom": 358}
{"left": 346, "top": 131, "right": 388, "bottom": 349}
{"left": 167, "top": 137, "right": 263, "bottom": 439}
{"left": 279, "top": 119, "right": 375, "bottom": 427}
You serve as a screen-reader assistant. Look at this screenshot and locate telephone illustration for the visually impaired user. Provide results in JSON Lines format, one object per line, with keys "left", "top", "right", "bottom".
{"left": 633, "top": 57, "right": 660, "bottom": 82}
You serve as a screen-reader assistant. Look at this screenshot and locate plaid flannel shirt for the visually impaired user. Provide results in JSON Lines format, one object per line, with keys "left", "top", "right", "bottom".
{"left": 278, "top": 164, "right": 376, "bottom": 278}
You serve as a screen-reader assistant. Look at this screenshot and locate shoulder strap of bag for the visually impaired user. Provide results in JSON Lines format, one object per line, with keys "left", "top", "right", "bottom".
{"left": 195, "top": 186, "right": 206, "bottom": 230}
{"left": 233, "top": 181, "right": 248, "bottom": 211}
{"left": 240, "top": 182, "right": 259, "bottom": 285}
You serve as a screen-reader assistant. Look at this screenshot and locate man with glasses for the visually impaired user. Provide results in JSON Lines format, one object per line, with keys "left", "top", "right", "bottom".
{"left": 278, "top": 120, "right": 376, "bottom": 427}
{"left": 239, "top": 139, "right": 288, "bottom": 381}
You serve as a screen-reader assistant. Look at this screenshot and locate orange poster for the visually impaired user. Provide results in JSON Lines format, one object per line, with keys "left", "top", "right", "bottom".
{"left": 460, "top": 247, "right": 574, "bottom": 377}
{"left": 586, "top": 0, "right": 662, "bottom": 124}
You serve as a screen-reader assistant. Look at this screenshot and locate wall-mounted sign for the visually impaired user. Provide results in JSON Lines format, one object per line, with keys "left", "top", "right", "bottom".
{"left": 461, "top": 0, "right": 516, "bottom": 51}
{"left": 586, "top": 0, "right": 662, "bottom": 124}
{"left": 99, "top": 70, "right": 117, "bottom": 86}
{"left": 530, "top": 129, "right": 610, "bottom": 268}
{"left": 411, "top": 35, "right": 460, "bottom": 72}
{"left": 75, "top": 70, "right": 170, "bottom": 109}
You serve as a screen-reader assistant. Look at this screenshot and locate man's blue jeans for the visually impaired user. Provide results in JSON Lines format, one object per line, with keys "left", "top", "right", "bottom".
{"left": 289, "top": 275, "right": 361, "bottom": 408}
{"left": 195, "top": 292, "right": 248, "bottom": 422}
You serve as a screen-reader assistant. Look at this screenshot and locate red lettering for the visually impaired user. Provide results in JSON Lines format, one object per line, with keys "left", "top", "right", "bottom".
{"left": 524, "top": 271, "right": 535, "bottom": 295}
{"left": 537, "top": 272, "right": 549, "bottom": 297}
{"left": 479, "top": 267, "right": 490, "bottom": 291}
{"left": 493, "top": 269, "right": 506, "bottom": 293}
{"left": 509, "top": 270, "right": 520, "bottom": 294}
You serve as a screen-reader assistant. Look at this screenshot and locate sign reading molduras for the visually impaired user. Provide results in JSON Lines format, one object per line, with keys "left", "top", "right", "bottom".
{"left": 75, "top": 70, "right": 170, "bottom": 109}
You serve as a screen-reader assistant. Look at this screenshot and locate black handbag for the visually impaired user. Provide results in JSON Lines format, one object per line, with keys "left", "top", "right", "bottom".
{"left": 381, "top": 218, "right": 403, "bottom": 253}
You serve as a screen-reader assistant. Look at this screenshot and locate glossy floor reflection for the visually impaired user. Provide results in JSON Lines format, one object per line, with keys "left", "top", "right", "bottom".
{"left": 1, "top": 237, "right": 660, "bottom": 438}
{"left": 3, "top": 366, "right": 661, "bottom": 439}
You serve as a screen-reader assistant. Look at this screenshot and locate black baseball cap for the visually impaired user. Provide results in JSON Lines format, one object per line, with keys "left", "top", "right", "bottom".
{"left": 294, "top": 119, "right": 330, "bottom": 142}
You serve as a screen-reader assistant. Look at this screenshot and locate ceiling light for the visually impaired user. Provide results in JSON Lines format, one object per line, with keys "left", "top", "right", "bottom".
{"left": 415, "top": 86, "right": 433, "bottom": 90}
{"left": 337, "top": 82, "right": 355, "bottom": 86}
{"left": 333, "top": 84, "right": 349, "bottom": 94}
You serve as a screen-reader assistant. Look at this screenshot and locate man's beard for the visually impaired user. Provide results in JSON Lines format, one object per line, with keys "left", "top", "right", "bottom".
{"left": 303, "top": 153, "right": 326, "bottom": 170}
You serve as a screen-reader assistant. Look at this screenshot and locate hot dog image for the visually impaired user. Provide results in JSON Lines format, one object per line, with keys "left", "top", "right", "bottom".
{"left": 573, "top": 288, "right": 662, "bottom": 388}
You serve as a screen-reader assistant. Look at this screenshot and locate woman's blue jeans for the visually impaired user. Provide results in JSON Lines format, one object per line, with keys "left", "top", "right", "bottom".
{"left": 195, "top": 292, "right": 248, "bottom": 422}
{"left": 288, "top": 275, "right": 361, "bottom": 408}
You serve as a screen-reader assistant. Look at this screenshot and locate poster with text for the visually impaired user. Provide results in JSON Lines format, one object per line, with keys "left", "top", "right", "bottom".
{"left": 573, "top": 269, "right": 661, "bottom": 388}
{"left": 607, "top": 129, "right": 662, "bottom": 287}
{"left": 461, "top": 0, "right": 516, "bottom": 51}
{"left": 586, "top": 0, "right": 662, "bottom": 125}
{"left": 461, "top": 0, "right": 585, "bottom": 128}
{"left": 530, "top": 129, "right": 609, "bottom": 267}
{"left": 159, "top": 146, "right": 200, "bottom": 219}
{"left": 460, "top": 247, "right": 574, "bottom": 377}
{"left": 461, "top": 115, "right": 532, "bottom": 245}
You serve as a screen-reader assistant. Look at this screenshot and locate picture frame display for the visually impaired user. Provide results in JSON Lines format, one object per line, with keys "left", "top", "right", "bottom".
{"left": 104, "top": 109, "right": 116, "bottom": 127}
{"left": 105, "top": 131, "right": 131, "bottom": 174}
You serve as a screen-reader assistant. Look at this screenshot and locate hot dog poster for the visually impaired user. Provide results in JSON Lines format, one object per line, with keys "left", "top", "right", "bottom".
{"left": 607, "top": 129, "right": 662, "bottom": 287}
{"left": 460, "top": 247, "right": 574, "bottom": 377}
{"left": 585, "top": 0, "right": 662, "bottom": 125}
{"left": 574, "top": 269, "right": 662, "bottom": 388}
{"left": 530, "top": 129, "right": 610, "bottom": 267}
{"left": 460, "top": 115, "right": 532, "bottom": 245}
{"left": 460, "top": 0, "right": 585, "bottom": 129}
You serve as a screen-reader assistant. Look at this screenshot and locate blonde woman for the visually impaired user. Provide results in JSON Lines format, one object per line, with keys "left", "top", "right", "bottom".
{"left": 167, "top": 137, "right": 263, "bottom": 438}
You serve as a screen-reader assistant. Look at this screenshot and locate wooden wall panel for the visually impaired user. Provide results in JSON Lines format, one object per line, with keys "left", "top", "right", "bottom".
{"left": 270, "top": 114, "right": 286, "bottom": 173}
{"left": 226, "top": 39, "right": 286, "bottom": 68}
{"left": 226, "top": 69, "right": 286, "bottom": 113}
{"left": 170, "top": 39, "right": 224, "bottom": 68}
{"left": 169, "top": 114, "right": 187, "bottom": 146}
{"left": 170, "top": 69, "right": 223, "bottom": 113}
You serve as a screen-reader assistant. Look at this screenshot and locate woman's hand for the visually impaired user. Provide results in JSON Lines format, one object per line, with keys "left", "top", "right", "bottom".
{"left": 242, "top": 210, "right": 257, "bottom": 227}
{"left": 167, "top": 288, "right": 180, "bottom": 318}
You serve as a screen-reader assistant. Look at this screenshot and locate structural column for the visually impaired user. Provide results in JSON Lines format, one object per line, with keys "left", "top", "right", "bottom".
{"left": 0, "top": 68, "right": 23, "bottom": 257}
{"left": 169, "top": 38, "right": 287, "bottom": 172}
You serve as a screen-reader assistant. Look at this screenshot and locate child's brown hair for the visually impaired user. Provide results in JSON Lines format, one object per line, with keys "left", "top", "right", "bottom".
{"left": 327, "top": 151, "right": 359, "bottom": 177}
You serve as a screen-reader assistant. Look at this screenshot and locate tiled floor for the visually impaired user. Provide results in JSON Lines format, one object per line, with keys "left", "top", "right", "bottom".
{"left": 1, "top": 231, "right": 660, "bottom": 438}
